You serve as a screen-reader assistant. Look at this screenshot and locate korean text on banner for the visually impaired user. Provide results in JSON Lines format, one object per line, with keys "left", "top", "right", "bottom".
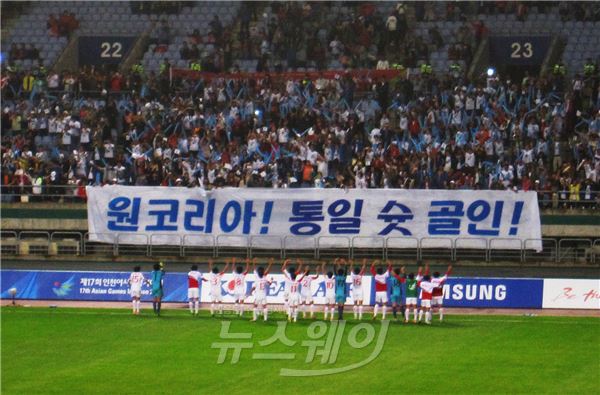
{"left": 86, "top": 187, "right": 542, "bottom": 251}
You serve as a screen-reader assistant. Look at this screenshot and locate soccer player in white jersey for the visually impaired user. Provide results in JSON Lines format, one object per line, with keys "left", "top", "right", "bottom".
{"left": 204, "top": 260, "right": 229, "bottom": 316}
{"left": 128, "top": 266, "right": 148, "bottom": 315}
{"left": 250, "top": 258, "right": 274, "bottom": 322}
{"left": 282, "top": 258, "right": 303, "bottom": 317}
{"left": 349, "top": 259, "right": 367, "bottom": 319}
{"left": 187, "top": 264, "right": 204, "bottom": 315}
{"left": 431, "top": 265, "right": 452, "bottom": 321}
{"left": 370, "top": 260, "right": 391, "bottom": 320}
{"left": 321, "top": 261, "right": 336, "bottom": 321}
{"left": 232, "top": 257, "right": 250, "bottom": 316}
{"left": 417, "top": 265, "right": 437, "bottom": 325}
{"left": 299, "top": 260, "right": 320, "bottom": 319}
{"left": 283, "top": 265, "right": 305, "bottom": 322}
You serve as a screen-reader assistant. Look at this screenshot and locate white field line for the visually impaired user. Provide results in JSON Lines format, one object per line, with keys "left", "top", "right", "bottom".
{"left": 2, "top": 308, "right": 598, "bottom": 325}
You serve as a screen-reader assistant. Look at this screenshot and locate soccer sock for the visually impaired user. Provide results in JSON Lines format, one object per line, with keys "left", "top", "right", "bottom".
{"left": 137, "top": 300, "right": 141, "bottom": 312}
{"left": 195, "top": 301, "right": 199, "bottom": 314}
{"left": 382, "top": 305, "right": 387, "bottom": 320}
{"left": 323, "top": 306, "right": 328, "bottom": 320}
{"left": 189, "top": 301, "right": 193, "bottom": 313}
{"left": 239, "top": 303, "right": 244, "bottom": 316}
{"left": 393, "top": 306, "right": 397, "bottom": 318}
{"left": 337, "top": 305, "right": 343, "bottom": 320}
{"left": 219, "top": 303, "right": 224, "bottom": 314}
{"left": 132, "top": 300, "right": 136, "bottom": 313}
{"left": 253, "top": 308, "right": 258, "bottom": 320}
{"left": 301, "top": 304, "right": 306, "bottom": 317}
{"left": 374, "top": 304, "right": 379, "bottom": 317}
{"left": 439, "top": 307, "right": 444, "bottom": 321}
{"left": 359, "top": 305, "right": 363, "bottom": 319}
{"left": 157, "top": 302, "right": 161, "bottom": 315}
{"left": 309, "top": 304, "right": 314, "bottom": 317}
{"left": 413, "top": 308, "right": 418, "bottom": 321}
{"left": 353, "top": 305, "right": 358, "bottom": 318}
{"left": 263, "top": 307, "right": 268, "bottom": 321}
{"left": 418, "top": 309, "right": 423, "bottom": 321}
{"left": 293, "top": 308, "right": 298, "bottom": 321}
{"left": 426, "top": 310, "right": 432, "bottom": 323}
{"left": 405, "top": 307, "right": 410, "bottom": 321}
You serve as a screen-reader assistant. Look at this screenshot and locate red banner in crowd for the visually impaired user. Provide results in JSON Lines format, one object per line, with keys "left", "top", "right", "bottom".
{"left": 171, "top": 68, "right": 405, "bottom": 81}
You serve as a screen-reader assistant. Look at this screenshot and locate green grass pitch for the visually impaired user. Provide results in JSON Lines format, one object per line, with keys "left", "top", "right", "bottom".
{"left": 2, "top": 307, "right": 599, "bottom": 394}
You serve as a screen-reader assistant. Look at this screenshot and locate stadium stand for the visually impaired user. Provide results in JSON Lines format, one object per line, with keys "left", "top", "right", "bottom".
{"left": 1, "top": 1, "right": 599, "bottom": 210}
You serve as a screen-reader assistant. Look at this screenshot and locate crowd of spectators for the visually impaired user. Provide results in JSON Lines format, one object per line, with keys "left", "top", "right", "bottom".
{"left": 46, "top": 11, "right": 79, "bottom": 38}
{"left": 1, "top": 57, "right": 599, "bottom": 208}
{"left": 8, "top": 43, "right": 40, "bottom": 62}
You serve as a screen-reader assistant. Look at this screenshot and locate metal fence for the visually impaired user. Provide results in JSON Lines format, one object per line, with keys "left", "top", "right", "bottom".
{"left": 2, "top": 231, "right": 599, "bottom": 265}
{"left": 1, "top": 185, "right": 599, "bottom": 210}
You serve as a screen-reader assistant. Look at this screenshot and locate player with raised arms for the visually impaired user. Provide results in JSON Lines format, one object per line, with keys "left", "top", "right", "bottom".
{"left": 417, "top": 264, "right": 436, "bottom": 324}
{"left": 404, "top": 267, "right": 421, "bottom": 323}
{"left": 250, "top": 258, "right": 274, "bottom": 322}
{"left": 299, "top": 259, "right": 320, "bottom": 319}
{"left": 389, "top": 263, "right": 406, "bottom": 321}
{"left": 334, "top": 258, "right": 348, "bottom": 320}
{"left": 128, "top": 265, "right": 149, "bottom": 315}
{"left": 371, "top": 260, "right": 391, "bottom": 320}
{"left": 282, "top": 261, "right": 305, "bottom": 322}
{"left": 232, "top": 257, "right": 251, "bottom": 317}
{"left": 187, "top": 264, "right": 205, "bottom": 315}
{"left": 204, "top": 259, "right": 229, "bottom": 316}
{"left": 349, "top": 259, "right": 367, "bottom": 320}
{"left": 282, "top": 258, "right": 303, "bottom": 318}
{"left": 431, "top": 265, "right": 452, "bottom": 321}
{"left": 321, "top": 261, "right": 336, "bottom": 321}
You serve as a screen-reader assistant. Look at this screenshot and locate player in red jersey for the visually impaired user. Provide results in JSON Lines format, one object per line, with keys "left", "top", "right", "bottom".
{"left": 187, "top": 264, "right": 205, "bottom": 315}
{"left": 371, "top": 260, "right": 391, "bottom": 320}
{"left": 431, "top": 265, "right": 452, "bottom": 321}
{"left": 417, "top": 265, "right": 436, "bottom": 324}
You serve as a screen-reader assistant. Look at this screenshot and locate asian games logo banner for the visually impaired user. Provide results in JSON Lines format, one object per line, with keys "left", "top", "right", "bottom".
{"left": 86, "top": 187, "right": 542, "bottom": 251}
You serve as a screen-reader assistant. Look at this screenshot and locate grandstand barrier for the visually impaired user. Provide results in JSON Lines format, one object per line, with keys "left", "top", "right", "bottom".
{"left": 3, "top": 269, "right": 597, "bottom": 310}
{"left": 2, "top": 232, "right": 599, "bottom": 267}
{"left": 283, "top": 236, "right": 316, "bottom": 259}
{"left": 18, "top": 231, "right": 50, "bottom": 256}
{"left": 1, "top": 231, "right": 19, "bottom": 255}
{"left": 489, "top": 238, "right": 524, "bottom": 263}
{"left": 182, "top": 234, "right": 215, "bottom": 258}
{"left": 351, "top": 236, "right": 385, "bottom": 260}
{"left": 50, "top": 232, "right": 82, "bottom": 256}
{"left": 454, "top": 238, "right": 489, "bottom": 263}
{"left": 558, "top": 238, "right": 593, "bottom": 265}
{"left": 317, "top": 236, "right": 350, "bottom": 260}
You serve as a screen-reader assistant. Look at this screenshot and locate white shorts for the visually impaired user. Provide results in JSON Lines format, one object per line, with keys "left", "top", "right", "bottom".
{"left": 288, "top": 294, "right": 300, "bottom": 307}
{"left": 325, "top": 295, "right": 335, "bottom": 305}
{"left": 210, "top": 291, "right": 222, "bottom": 303}
{"left": 254, "top": 294, "right": 267, "bottom": 306}
{"left": 421, "top": 299, "right": 431, "bottom": 308}
{"left": 375, "top": 291, "right": 388, "bottom": 304}
{"left": 432, "top": 296, "right": 444, "bottom": 306}
{"left": 301, "top": 292, "right": 313, "bottom": 303}
{"left": 405, "top": 297, "right": 418, "bottom": 306}
{"left": 352, "top": 289, "right": 364, "bottom": 302}
{"left": 234, "top": 291, "right": 246, "bottom": 301}
{"left": 188, "top": 287, "right": 199, "bottom": 299}
{"left": 130, "top": 288, "right": 141, "bottom": 298}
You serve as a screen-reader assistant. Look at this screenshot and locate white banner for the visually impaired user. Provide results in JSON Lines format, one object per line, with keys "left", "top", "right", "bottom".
{"left": 86, "top": 186, "right": 542, "bottom": 250}
{"left": 542, "top": 279, "right": 600, "bottom": 309}
{"left": 201, "top": 273, "right": 373, "bottom": 306}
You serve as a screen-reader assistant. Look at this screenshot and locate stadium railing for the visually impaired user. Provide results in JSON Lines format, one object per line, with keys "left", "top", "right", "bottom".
{"left": 4, "top": 231, "right": 597, "bottom": 266}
